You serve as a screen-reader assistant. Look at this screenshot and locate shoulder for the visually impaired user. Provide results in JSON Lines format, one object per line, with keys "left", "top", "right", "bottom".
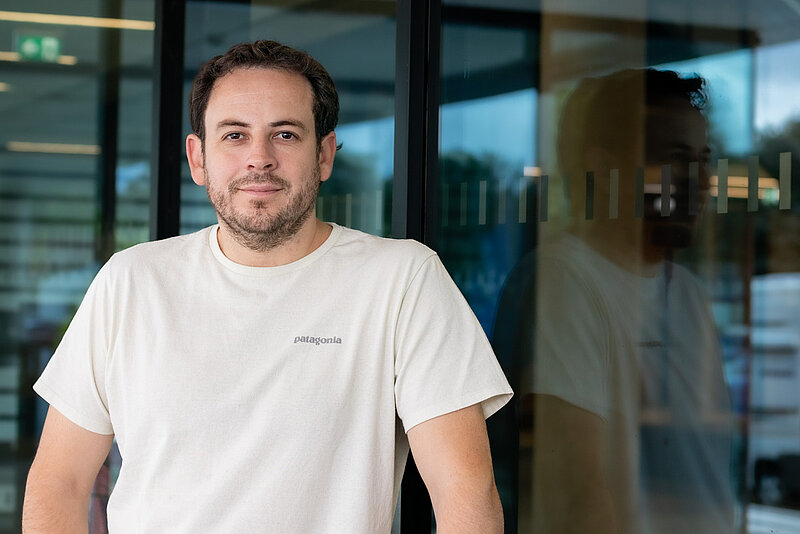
{"left": 329, "top": 225, "right": 437, "bottom": 271}
{"left": 527, "top": 235, "right": 603, "bottom": 296}
{"left": 667, "top": 262, "right": 704, "bottom": 288}
{"left": 103, "top": 227, "right": 212, "bottom": 277}
{"left": 505, "top": 236, "right": 611, "bottom": 330}
{"left": 537, "top": 234, "right": 594, "bottom": 273}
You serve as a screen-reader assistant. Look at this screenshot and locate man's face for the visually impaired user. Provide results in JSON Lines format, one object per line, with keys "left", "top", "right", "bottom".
{"left": 643, "top": 101, "right": 711, "bottom": 248}
{"left": 186, "top": 67, "right": 335, "bottom": 251}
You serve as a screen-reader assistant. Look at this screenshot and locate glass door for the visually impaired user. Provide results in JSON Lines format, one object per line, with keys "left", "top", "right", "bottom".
{"left": 437, "top": 1, "right": 800, "bottom": 532}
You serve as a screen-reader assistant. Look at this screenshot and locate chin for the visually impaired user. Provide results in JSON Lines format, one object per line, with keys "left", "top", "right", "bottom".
{"left": 649, "top": 223, "right": 695, "bottom": 249}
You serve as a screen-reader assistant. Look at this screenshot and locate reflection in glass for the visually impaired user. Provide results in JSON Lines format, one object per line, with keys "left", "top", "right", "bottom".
{"left": 439, "top": 2, "right": 800, "bottom": 532}
{"left": 0, "top": 2, "right": 154, "bottom": 532}
{"left": 501, "top": 69, "right": 734, "bottom": 534}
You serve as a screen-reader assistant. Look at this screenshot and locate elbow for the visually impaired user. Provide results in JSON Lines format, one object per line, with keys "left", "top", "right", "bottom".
{"left": 432, "top": 478, "right": 504, "bottom": 534}
{"left": 22, "top": 461, "right": 90, "bottom": 533}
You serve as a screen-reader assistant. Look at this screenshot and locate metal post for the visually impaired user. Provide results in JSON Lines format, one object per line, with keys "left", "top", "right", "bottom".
{"left": 394, "top": 0, "right": 442, "bottom": 531}
{"left": 150, "top": 0, "right": 186, "bottom": 240}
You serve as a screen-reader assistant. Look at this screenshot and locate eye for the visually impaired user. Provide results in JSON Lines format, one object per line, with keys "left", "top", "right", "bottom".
{"left": 224, "top": 132, "right": 244, "bottom": 141}
{"left": 276, "top": 131, "right": 297, "bottom": 141}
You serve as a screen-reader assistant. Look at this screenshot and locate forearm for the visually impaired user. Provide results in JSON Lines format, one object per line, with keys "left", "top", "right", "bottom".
{"left": 533, "top": 483, "right": 618, "bottom": 534}
{"left": 22, "top": 470, "right": 89, "bottom": 534}
{"left": 433, "top": 482, "right": 504, "bottom": 534}
{"left": 531, "top": 395, "right": 620, "bottom": 534}
{"left": 531, "top": 444, "right": 620, "bottom": 533}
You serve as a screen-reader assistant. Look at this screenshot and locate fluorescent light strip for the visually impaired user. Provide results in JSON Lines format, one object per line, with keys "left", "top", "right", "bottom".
{"left": 710, "top": 175, "right": 779, "bottom": 189}
{"left": 523, "top": 166, "right": 542, "bottom": 177}
{"left": 710, "top": 186, "right": 775, "bottom": 200}
{"left": 0, "top": 10, "right": 154, "bottom": 31}
{"left": 0, "top": 50, "right": 77, "bottom": 65}
{"left": 7, "top": 142, "right": 101, "bottom": 155}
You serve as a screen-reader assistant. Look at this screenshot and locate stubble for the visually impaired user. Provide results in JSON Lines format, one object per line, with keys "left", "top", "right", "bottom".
{"left": 205, "top": 165, "right": 321, "bottom": 252}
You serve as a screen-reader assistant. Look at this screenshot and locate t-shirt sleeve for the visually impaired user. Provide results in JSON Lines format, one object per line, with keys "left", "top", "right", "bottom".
{"left": 33, "top": 264, "right": 114, "bottom": 435}
{"left": 530, "top": 258, "right": 611, "bottom": 419}
{"left": 394, "top": 254, "right": 513, "bottom": 433}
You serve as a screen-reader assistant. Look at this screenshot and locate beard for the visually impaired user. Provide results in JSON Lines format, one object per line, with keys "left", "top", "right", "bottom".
{"left": 205, "top": 164, "right": 321, "bottom": 252}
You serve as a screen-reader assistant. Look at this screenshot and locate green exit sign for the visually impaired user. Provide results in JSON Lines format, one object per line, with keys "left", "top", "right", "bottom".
{"left": 16, "top": 35, "right": 61, "bottom": 63}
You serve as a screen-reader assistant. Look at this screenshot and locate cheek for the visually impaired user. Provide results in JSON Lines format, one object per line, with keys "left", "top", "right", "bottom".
{"left": 205, "top": 153, "right": 239, "bottom": 178}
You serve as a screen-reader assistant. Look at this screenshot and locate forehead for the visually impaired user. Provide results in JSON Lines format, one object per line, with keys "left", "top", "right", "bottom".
{"left": 646, "top": 101, "right": 708, "bottom": 150}
{"left": 205, "top": 67, "right": 314, "bottom": 122}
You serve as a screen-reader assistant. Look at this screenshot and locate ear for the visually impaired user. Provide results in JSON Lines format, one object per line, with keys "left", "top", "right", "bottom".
{"left": 318, "top": 131, "right": 337, "bottom": 183}
{"left": 186, "top": 133, "right": 206, "bottom": 186}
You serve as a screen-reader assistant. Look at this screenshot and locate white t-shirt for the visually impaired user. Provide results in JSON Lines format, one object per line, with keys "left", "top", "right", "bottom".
{"left": 528, "top": 234, "right": 734, "bottom": 534}
{"left": 34, "top": 224, "right": 512, "bottom": 534}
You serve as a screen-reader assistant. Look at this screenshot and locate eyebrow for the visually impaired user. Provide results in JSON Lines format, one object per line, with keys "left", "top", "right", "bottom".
{"left": 670, "top": 142, "right": 712, "bottom": 154}
{"left": 215, "top": 120, "right": 249, "bottom": 130}
{"left": 214, "top": 119, "right": 309, "bottom": 132}
{"left": 270, "top": 120, "right": 308, "bottom": 132}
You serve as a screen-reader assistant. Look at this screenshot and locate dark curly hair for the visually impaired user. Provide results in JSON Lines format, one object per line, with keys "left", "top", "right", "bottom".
{"left": 189, "top": 40, "right": 339, "bottom": 148}
{"left": 558, "top": 68, "right": 707, "bottom": 175}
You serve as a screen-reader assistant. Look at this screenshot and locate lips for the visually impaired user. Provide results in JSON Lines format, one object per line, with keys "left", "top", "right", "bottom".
{"left": 229, "top": 173, "right": 290, "bottom": 198}
{"left": 235, "top": 182, "right": 286, "bottom": 199}
{"left": 239, "top": 185, "right": 282, "bottom": 193}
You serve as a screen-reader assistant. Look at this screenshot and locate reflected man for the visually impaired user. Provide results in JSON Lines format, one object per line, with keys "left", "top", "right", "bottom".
{"left": 497, "top": 69, "right": 734, "bottom": 533}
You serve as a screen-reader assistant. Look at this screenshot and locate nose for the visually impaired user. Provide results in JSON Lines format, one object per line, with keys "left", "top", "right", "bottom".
{"left": 246, "top": 137, "right": 276, "bottom": 170}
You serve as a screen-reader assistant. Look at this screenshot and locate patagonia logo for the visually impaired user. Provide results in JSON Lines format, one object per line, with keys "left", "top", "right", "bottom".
{"left": 294, "top": 336, "right": 342, "bottom": 346}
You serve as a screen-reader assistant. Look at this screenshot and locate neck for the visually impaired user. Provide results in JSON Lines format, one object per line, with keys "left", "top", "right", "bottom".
{"left": 216, "top": 217, "right": 332, "bottom": 267}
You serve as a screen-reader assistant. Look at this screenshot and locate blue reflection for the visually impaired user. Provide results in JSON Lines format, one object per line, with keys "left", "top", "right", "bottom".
{"left": 441, "top": 88, "right": 537, "bottom": 165}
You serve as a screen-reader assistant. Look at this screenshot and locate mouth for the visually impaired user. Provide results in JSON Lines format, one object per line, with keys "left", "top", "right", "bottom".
{"left": 237, "top": 185, "right": 284, "bottom": 198}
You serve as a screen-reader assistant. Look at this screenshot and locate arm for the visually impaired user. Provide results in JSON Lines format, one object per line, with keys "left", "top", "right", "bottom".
{"left": 407, "top": 403, "right": 503, "bottom": 534}
{"left": 530, "top": 393, "right": 618, "bottom": 534}
{"left": 23, "top": 406, "right": 114, "bottom": 533}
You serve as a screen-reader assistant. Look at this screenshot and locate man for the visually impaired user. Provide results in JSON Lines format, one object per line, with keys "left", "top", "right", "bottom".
{"left": 23, "top": 40, "right": 512, "bottom": 533}
{"left": 493, "top": 69, "right": 734, "bottom": 533}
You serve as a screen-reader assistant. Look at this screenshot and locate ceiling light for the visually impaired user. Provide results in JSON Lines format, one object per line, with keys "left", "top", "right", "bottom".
{"left": 56, "top": 55, "right": 77, "bottom": 65}
{"left": 0, "top": 82, "right": 10, "bottom": 92}
{"left": 523, "top": 166, "right": 542, "bottom": 177}
{"left": 6, "top": 142, "right": 101, "bottom": 155}
{"left": 0, "top": 10, "right": 154, "bottom": 31}
{"left": 0, "top": 50, "right": 78, "bottom": 65}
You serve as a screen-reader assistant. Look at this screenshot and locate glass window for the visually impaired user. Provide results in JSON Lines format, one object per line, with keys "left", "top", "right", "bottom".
{"left": 0, "top": 2, "right": 154, "bottom": 532}
{"left": 438, "top": 1, "right": 800, "bottom": 532}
